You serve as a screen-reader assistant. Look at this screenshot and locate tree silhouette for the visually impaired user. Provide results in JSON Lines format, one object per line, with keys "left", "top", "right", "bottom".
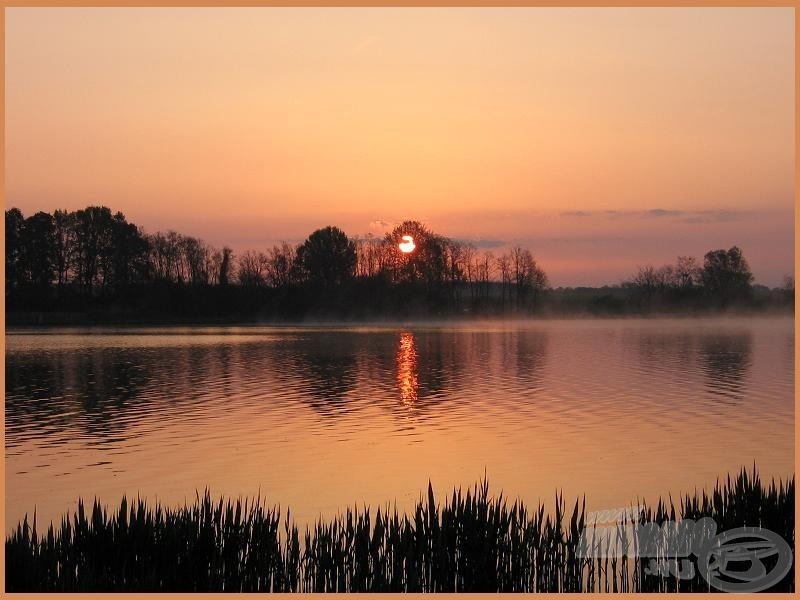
{"left": 21, "top": 211, "right": 56, "bottom": 289}
{"left": 384, "top": 221, "right": 447, "bottom": 285}
{"left": 510, "top": 246, "right": 548, "bottom": 308}
{"left": 53, "top": 209, "right": 76, "bottom": 288}
{"left": 237, "top": 250, "right": 268, "bottom": 287}
{"left": 266, "top": 242, "right": 296, "bottom": 287}
{"left": 295, "top": 226, "right": 356, "bottom": 288}
{"left": 181, "top": 236, "right": 212, "bottom": 285}
{"left": 5, "top": 204, "right": 789, "bottom": 320}
{"left": 675, "top": 255, "right": 701, "bottom": 289}
{"left": 109, "top": 212, "right": 149, "bottom": 287}
{"left": 73, "top": 206, "right": 113, "bottom": 289}
{"left": 5, "top": 208, "right": 24, "bottom": 292}
{"left": 701, "top": 246, "right": 753, "bottom": 303}
{"left": 218, "top": 247, "right": 233, "bottom": 286}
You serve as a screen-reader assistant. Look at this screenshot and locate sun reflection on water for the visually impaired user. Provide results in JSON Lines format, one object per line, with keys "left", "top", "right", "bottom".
{"left": 396, "top": 332, "right": 419, "bottom": 405}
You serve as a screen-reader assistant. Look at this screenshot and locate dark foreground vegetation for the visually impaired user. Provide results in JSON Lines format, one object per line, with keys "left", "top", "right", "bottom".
{"left": 7, "top": 468, "right": 793, "bottom": 592}
{"left": 6, "top": 206, "right": 793, "bottom": 324}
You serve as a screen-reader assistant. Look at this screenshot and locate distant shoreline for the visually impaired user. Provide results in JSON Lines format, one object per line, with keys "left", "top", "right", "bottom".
{"left": 5, "top": 305, "right": 794, "bottom": 329}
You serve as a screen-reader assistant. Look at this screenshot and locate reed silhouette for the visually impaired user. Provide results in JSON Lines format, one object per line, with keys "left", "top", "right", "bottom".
{"left": 6, "top": 467, "right": 793, "bottom": 592}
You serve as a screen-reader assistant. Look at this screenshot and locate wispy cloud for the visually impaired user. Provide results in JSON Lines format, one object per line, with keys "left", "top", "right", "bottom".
{"left": 456, "top": 238, "right": 506, "bottom": 249}
{"left": 557, "top": 208, "right": 751, "bottom": 223}
{"left": 368, "top": 219, "right": 394, "bottom": 232}
{"left": 680, "top": 210, "right": 749, "bottom": 224}
{"left": 644, "top": 208, "right": 683, "bottom": 218}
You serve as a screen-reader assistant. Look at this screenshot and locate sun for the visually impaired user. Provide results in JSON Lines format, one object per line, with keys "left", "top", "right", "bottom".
{"left": 398, "top": 235, "right": 416, "bottom": 254}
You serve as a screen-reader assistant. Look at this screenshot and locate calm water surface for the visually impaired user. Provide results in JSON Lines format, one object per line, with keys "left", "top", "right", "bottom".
{"left": 6, "top": 318, "right": 794, "bottom": 530}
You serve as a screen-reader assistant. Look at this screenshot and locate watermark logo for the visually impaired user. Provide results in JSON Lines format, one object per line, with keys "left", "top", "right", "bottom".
{"left": 698, "top": 526, "right": 793, "bottom": 593}
{"left": 578, "top": 509, "right": 793, "bottom": 592}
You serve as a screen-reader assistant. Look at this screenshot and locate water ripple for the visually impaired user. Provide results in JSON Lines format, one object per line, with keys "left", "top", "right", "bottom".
{"left": 5, "top": 318, "right": 794, "bottom": 530}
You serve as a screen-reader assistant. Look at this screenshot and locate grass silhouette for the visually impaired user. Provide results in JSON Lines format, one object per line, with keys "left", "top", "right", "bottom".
{"left": 6, "top": 467, "right": 793, "bottom": 592}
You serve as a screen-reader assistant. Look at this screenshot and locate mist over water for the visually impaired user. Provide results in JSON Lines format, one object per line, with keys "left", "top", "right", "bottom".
{"left": 6, "top": 317, "right": 793, "bottom": 531}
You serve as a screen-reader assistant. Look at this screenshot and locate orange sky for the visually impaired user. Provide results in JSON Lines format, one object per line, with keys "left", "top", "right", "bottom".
{"left": 5, "top": 8, "right": 794, "bottom": 285}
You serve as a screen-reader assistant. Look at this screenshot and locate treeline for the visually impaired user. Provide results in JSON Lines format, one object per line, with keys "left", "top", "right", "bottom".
{"left": 5, "top": 206, "right": 792, "bottom": 322}
{"left": 616, "top": 249, "right": 794, "bottom": 313}
{"left": 5, "top": 207, "right": 547, "bottom": 320}
{"left": 545, "top": 257, "right": 792, "bottom": 316}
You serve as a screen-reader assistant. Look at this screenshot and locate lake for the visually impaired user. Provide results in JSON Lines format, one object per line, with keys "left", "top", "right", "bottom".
{"left": 6, "top": 317, "right": 794, "bottom": 531}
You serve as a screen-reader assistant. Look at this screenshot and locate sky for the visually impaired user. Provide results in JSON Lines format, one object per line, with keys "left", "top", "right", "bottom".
{"left": 5, "top": 8, "right": 795, "bottom": 286}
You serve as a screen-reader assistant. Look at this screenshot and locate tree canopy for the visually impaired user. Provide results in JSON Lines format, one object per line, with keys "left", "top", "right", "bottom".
{"left": 701, "top": 246, "right": 754, "bottom": 303}
{"left": 295, "top": 226, "right": 357, "bottom": 288}
{"left": 5, "top": 205, "right": 789, "bottom": 321}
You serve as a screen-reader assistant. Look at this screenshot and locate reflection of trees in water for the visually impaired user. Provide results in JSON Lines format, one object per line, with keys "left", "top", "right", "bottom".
{"left": 285, "top": 333, "right": 360, "bottom": 414}
{"left": 223, "top": 330, "right": 546, "bottom": 419}
{"left": 633, "top": 332, "right": 695, "bottom": 372}
{"left": 512, "top": 331, "right": 549, "bottom": 389}
{"left": 6, "top": 343, "right": 254, "bottom": 446}
{"left": 6, "top": 349, "right": 150, "bottom": 445}
{"left": 285, "top": 331, "right": 457, "bottom": 415}
{"left": 286, "top": 330, "right": 473, "bottom": 415}
{"left": 698, "top": 332, "right": 753, "bottom": 401}
{"left": 632, "top": 329, "right": 754, "bottom": 403}
{"left": 412, "top": 332, "right": 463, "bottom": 399}
{"left": 391, "top": 329, "right": 549, "bottom": 412}
{"left": 78, "top": 353, "right": 148, "bottom": 414}
{"left": 6, "top": 354, "right": 73, "bottom": 437}
{"left": 7, "top": 329, "right": 554, "bottom": 442}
